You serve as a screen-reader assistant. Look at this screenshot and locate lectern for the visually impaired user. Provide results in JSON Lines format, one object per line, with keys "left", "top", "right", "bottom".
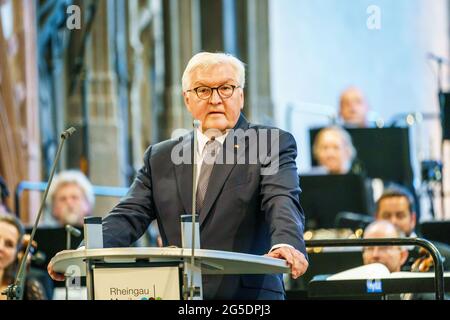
{"left": 50, "top": 247, "right": 289, "bottom": 300}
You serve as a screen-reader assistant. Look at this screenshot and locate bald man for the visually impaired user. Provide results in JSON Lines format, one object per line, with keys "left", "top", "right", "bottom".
{"left": 339, "top": 87, "right": 370, "bottom": 128}
{"left": 362, "top": 220, "right": 408, "bottom": 273}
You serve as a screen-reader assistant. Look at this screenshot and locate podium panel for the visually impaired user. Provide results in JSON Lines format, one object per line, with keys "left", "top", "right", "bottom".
{"left": 93, "top": 263, "right": 182, "bottom": 300}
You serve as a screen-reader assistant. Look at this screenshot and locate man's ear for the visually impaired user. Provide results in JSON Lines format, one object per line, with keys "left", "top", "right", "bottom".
{"left": 240, "top": 89, "right": 244, "bottom": 110}
{"left": 338, "top": 105, "right": 344, "bottom": 117}
{"left": 411, "top": 212, "right": 417, "bottom": 230}
{"left": 183, "top": 92, "right": 192, "bottom": 113}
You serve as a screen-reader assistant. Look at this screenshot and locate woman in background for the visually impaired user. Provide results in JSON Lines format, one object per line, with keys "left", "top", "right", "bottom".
{"left": 0, "top": 214, "right": 47, "bottom": 300}
{"left": 312, "top": 126, "right": 358, "bottom": 174}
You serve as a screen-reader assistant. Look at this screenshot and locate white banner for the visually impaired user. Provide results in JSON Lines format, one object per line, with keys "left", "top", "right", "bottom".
{"left": 93, "top": 266, "right": 181, "bottom": 300}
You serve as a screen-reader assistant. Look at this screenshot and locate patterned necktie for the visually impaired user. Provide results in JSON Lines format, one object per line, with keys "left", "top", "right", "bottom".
{"left": 196, "top": 139, "right": 220, "bottom": 214}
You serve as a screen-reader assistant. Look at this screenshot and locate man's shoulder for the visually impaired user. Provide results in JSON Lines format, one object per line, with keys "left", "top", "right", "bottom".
{"left": 244, "top": 122, "right": 291, "bottom": 137}
{"left": 144, "top": 133, "right": 191, "bottom": 159}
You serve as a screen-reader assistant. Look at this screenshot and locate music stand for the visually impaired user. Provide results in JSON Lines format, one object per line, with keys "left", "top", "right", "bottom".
{"left": 309, "top": 127, "right": 414, "bottom": 186}
{"left": 299, "top": 174, "right": 373, "bottom": 230}
{"left": 419, "top": 221, "right": 450, "bottom": 246}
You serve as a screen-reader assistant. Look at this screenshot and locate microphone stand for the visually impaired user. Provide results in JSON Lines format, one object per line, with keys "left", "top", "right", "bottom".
{"left": 189, "top": 120, "right": 200, "bottom": 300}
{"left": 68, "top": 1, "right": 98, "bottom": 176}
{"left": 2, "top": 128, "right": 76, "bottom": 300}
{"left": 64, "top": 224, "right": 82, "bottom": 300}
{"left": 429, "top": 52, "right": 448, "bottom": 219}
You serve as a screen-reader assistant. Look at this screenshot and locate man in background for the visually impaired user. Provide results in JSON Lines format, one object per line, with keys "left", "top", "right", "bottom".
{"left": 46, "top": 170, "right": 94, "bottom": 227}
{"left": 375, "top": 186, "right": 417, "bottom": 237}
{"left": 375, "top": 185, "right": 450, "bottom": 271}
{"left": 339, "top": 87, "right": 370, "bottom": 128}
{"left": 362, "top": 220, "right": 408, "bottom": 273}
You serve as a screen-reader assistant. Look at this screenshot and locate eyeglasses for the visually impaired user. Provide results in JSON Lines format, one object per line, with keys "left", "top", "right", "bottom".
{"left": 187, "top": 84, "right": 241, "bottom": 100}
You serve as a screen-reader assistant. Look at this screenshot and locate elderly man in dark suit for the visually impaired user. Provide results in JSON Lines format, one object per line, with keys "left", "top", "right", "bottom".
{"left": 49, "top": 52, "right": 308, "bottom": 299}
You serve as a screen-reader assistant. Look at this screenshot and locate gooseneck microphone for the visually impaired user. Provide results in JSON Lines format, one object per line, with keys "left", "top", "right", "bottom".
{"left": 60, "top": 127, "right": 77, "bottom": 139}
{"left": 189, "top": 119, "right": 201, "bottom": 300}
{"left": 2, "top": 127, "right": 76, "bottom": 300}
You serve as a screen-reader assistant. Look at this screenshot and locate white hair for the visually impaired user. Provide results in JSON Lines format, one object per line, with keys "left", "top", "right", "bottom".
{"left": 364, "top": 220, "right": 405, "bottom": 238}
{"left": 47, "top": 170, "right": 95, "bottom": 209}
{"left": 313, "top": 126, "right": 357, "bottom": 161}
{"left": 181, "top": 52, "right": 246, "bottom": 92}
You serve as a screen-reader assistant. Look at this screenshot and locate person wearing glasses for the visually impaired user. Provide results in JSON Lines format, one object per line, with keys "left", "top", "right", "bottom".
{"left": 48, "top": 52, "right": 308, "bottom": 300}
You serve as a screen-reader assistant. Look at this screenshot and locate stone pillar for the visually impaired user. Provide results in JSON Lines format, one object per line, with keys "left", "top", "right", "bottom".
{"left": 66, "top": 0, "right": 125, "bottom": 216}
{"left": 0, "top": 0, "right": 41, "bottom": 221}
{"left": 162, "top": 0, "right": 201, "bottom": 138}
{"left": 245, "top": 0, "right": 273, "bottom": 125}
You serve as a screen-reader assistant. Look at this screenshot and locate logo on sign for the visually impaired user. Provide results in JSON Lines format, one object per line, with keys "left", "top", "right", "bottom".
{"left": 366, "top": 279, "right": 382, "bottom": 293}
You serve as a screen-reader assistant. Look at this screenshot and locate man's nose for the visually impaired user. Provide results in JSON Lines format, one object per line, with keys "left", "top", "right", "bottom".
{"left": 389, "top": 217, "right": 398, "bottom": 226}
{"left": 371, "top": 247, "right": 381, "bottom": 257}
{"left": 209, "top": 88, "right": 223, "bottom": 104}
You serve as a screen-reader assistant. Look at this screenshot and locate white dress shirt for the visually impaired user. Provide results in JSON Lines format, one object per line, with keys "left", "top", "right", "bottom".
{"left": 195, "top": 129, "right": 228, "bottom": 188}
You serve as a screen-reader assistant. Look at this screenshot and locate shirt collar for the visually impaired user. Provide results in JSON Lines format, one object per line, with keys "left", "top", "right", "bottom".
{"left": 408, "top": 231, "right": 418, "bottom": 238}
{"left": 196, "top": 129, "right": 228, "bottom": 154}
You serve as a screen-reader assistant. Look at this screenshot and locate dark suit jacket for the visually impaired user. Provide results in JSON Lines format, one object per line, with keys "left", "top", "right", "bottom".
{"left": 102, "top": 114, "right": 306, "bottom": 299}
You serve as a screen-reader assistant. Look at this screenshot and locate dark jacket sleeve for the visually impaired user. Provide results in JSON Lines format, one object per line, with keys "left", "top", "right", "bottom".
{"left": 102, "top": 146, "right": 156, "bottom": 247}
{"left": 260, "top": 131, "right": 307, "bottom": 256}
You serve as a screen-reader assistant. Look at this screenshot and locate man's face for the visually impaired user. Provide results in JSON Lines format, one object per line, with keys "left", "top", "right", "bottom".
{"left": 52, "top": 183, "right": 91, "bottom": 226}
{"left": 0, "top": 221, "right": 19, "bottom": 271}
{"left": 376, "top": 196, "right": 416, "bottom": 236}
{"left": 339, "top": 89, "right": 368, "bottom": 127}
{"left": 363, "top": 228, "right": 408, "bottom": 273}
{"left": 183, "top": 63, "right": 244, "bottom": 133}
{"left": 315, "top": 131, "right": 351, "bottom": 174}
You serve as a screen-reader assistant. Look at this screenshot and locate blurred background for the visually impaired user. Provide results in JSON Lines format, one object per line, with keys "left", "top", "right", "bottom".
{"left": 1, "top": 0, "right": 450, "bottom": 300}
{"left": 1, "top": 0, "right": 448, "bottom": 222}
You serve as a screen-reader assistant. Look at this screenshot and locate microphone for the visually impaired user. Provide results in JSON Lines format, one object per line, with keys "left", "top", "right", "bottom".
{"left": 427, "top": 52, "right": 450, "bottom": 65}
{"left": 1, "top": 127, "right": 76, "bottom": 300}
{"left": 61, "top": 127, "right": 76, "bottom": 139}
{"left": 65, "top": 224, "right": 82, "bottom": 238}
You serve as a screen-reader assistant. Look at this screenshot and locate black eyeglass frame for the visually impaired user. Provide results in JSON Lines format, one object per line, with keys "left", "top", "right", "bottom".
{"left": 186, "top": 84, "right": 241, "bottom": 100}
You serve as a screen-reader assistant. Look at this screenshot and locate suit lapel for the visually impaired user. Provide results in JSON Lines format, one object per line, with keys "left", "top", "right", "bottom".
{"left": 199, "top": 114, "right": 249, "bottom": 226}
{"left": 174, "top": 134, "right": 194, "bottom": 215}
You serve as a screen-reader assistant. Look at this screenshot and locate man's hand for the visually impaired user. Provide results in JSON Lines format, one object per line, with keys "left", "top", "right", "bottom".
{"left": 47, "top": 261, "right": 65, "bottom": 281}
{"left": 267, "top": 247, "right": 308, "bottom": 279}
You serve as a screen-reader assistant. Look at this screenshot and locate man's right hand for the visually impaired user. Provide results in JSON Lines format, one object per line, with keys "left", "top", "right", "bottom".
{"left": 47, "top": 261, "right": 65, "bottom": 281}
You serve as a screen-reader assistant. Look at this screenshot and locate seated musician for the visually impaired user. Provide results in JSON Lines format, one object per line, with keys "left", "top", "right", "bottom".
{"left": 312, "top": 126, "right": 355, "bottom": 174}
{"left": 45, "top": 170, "right": 94, "bottom": 227}
{"left": 362, "top": 220, "right": 408, "bottom": 273}
{"left": 338, "top": 87, "right": 371, "bottom": 128}
{"left": 362, "top": 220, "right": 449, "bottom": 300}
{"left": 375, "top": 185, "right": 450, "bottom": 271}
{"left": 0, "top": 214, "right": 48, "bottom": 300}
{"left": 312, "top": 126, "right": 366, "bottom": 175}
